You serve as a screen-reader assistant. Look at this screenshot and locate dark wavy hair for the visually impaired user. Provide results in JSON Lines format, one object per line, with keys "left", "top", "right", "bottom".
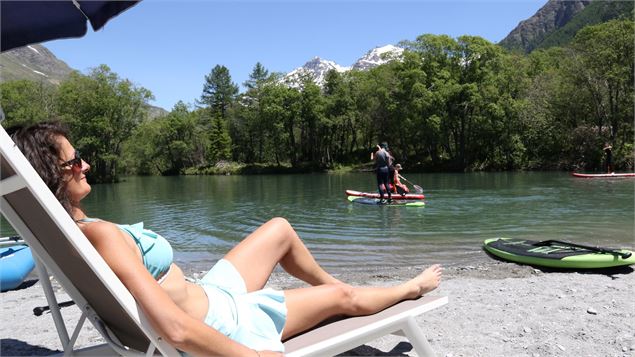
{"left": 7, "top": 121, "right": 74, "bottom": 214}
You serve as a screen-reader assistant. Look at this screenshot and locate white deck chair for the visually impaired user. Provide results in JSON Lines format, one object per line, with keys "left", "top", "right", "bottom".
{"left": 0, "top": 126, "right": 447, "bottom": 356}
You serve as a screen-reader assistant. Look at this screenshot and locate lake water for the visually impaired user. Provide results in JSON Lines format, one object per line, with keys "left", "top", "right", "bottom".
{"left": 2, "top": 172, "right": 633, "bottom": 272}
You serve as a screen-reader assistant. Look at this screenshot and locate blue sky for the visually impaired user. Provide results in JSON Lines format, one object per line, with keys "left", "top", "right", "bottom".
{"left": 45, "top": 0, "right": 545, "bottom": 111}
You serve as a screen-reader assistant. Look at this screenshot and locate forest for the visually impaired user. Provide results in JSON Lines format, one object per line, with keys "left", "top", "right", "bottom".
{"left": 1, "top": 19, "right": 633, "bottom": 183}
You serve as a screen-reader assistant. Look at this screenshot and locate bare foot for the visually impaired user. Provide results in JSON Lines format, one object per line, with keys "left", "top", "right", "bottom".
{"left": 404, "top": 264, "right": 442, "bottom": 298}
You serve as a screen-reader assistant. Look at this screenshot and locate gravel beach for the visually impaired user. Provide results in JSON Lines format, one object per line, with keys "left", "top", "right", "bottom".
{"left": 1, "top": 261, "right": 634, "bottom": 357}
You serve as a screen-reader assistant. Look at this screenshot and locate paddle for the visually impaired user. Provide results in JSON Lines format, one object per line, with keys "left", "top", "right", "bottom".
{"left": 535, "top": 240, "right": 632, "bottom": 259}
{"left": 398, "top": 174, "right": 423, "bottom": 194}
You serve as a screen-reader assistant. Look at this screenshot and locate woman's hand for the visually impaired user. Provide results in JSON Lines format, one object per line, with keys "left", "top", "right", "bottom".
{"left": 256, "top": 350, "right": 283, "bottom": 357}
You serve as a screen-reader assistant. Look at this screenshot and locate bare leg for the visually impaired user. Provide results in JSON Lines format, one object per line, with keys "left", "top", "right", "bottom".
{"left": 282, "top": 265, "right": 442, "bottom": 339}
{"left": 223, "top": 217, "right": 340, "bottom": 292}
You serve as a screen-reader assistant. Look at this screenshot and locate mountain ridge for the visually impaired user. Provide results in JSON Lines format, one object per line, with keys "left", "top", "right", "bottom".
{"left": 0, "top": 44, "right": 168, "bottom": 118}
{"left": 2, "top": 43, "right": 404, "bottom": 109}
{"left": 534, "top": 0, "right": 634, "bottom": 51}
{"left": 498, "top": 0, "right": 633, "bottom": 53}
{"left": 283, "top": 44, "right": 404, "bottom": 87}
{"left": 499, "top": 0, "right": 591, "bottom": 53}
{"left": 0, "top": 44, "right": 73, "bottom": 85}
{"left": 3, "top": 0, "right": 631, "bottom": 111}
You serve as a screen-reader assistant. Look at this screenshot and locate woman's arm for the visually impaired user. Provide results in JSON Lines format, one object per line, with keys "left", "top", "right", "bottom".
{"left": 82, "top": 222, "right": 264, "bottom": 357}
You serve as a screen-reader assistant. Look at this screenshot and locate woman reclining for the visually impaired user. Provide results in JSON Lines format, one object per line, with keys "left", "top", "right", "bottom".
{"left": 9, "top": 121, "right": 442, "bottom": 357}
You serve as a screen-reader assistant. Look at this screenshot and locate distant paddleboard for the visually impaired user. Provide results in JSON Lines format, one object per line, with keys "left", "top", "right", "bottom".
{"left": 484, "top": 238, "right": 635, "bottom": 269}
{"left": 347, "top": 195, "right": 425, "bottom": 207}
{"left": 572, "top": 172, "right": 635, "bottom": 178}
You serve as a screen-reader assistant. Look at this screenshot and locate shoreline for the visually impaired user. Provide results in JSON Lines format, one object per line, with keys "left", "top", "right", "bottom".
{"left": 1, "top": 262, "right": 634, "bottom": 356}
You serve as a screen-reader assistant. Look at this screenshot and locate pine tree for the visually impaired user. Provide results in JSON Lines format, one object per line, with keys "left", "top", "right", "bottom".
{"left": 208, "top": 115, "right": 232, "bottom": 163}
{"left": 200, "top": 65, "right": 238, "bottom": 119}
{"left": 244, "top": 62, "right": 270, "bottom": 91}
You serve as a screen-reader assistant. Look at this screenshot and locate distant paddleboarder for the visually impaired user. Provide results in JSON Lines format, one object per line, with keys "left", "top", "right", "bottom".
{"left": 603, "top": 143, "right": 613, "bottom": 174}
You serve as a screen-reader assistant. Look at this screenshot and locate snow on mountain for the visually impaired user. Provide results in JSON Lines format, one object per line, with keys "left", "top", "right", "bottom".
{"left": 351, "top": 44, "right": 404, "bottom": 71}
{"left": 283, "top": 57, "right": 349, "bottom": 88}
{"left": 282, "top": 45, "right": 404, "bottom": 88}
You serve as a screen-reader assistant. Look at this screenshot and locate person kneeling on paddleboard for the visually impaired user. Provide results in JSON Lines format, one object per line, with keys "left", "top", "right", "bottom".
{"left": 392, "top": 164, "right": 409, "bottom": 196}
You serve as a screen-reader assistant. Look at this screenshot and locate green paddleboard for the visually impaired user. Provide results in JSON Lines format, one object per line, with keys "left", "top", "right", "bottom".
{"left": 484, "top": 238, "right": 635, "bottom": 269}
{"left": 347, "top": 195, "right": 425, "bottom": 207}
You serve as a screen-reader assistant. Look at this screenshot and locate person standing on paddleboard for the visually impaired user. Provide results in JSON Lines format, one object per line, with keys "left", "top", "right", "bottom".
{"left": 371, "top": 142, "right": 393, "bottom": 203}
{"left": 603, "top": 143, "right": 613, "bottom": 174}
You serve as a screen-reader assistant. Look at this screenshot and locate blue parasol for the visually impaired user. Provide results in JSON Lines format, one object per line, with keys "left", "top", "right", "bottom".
{"left": 1, "top": 0, "right": 140, "bottom": 52}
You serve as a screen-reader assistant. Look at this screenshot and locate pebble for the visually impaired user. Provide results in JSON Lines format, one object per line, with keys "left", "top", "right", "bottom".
{"left": 524, "top": 327, "right": 532, "bottom": 333}
{"left": 587, "top": 307, "right": 598, "bottom": 315}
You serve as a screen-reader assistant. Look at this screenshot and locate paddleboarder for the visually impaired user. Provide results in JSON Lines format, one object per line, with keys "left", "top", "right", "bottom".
{"left": 392, "top": 164, "right": 409, "bottom": 195}
{"left": 371, "top": 142, "right": 393, "bottom": 203}
{"left": 603, "top": 143, "right": 613, "bottom": 174}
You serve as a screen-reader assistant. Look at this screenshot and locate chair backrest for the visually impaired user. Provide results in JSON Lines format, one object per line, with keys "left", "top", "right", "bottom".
{"left": 0, "top": 126, "right": 172, "bottom": 353}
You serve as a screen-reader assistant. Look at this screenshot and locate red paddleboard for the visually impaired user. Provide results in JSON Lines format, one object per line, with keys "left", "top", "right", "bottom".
{"left": 572, "top": 172, "right": 635, "bottom": 178}
{"left": 345, "top": 189, "right": 424, "bottom": 200}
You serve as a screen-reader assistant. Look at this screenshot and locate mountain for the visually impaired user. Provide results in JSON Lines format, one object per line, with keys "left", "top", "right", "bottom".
{"left": 0, "top": 44, "right": 73, "bottom": 85}
{"left": 351, "top": 45, "right": 404, "bottom": 71}
{"left": 499, "top": 0, "right": 591, "bottom": 53}
{"left": 283, "top": 44, "right": 404, "bottom": 87}
{"left": 283, "top": 57, "right": 349, "bottom": 88}
{"left": 1, "top": 44, "right": 168, "bottom": 118}
{"left": 535, "top": 0, "right": 634, "bottom": 51}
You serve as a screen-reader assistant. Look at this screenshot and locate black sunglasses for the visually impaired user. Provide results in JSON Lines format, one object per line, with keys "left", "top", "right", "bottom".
{"left": 60, "top": 150, "right": 82, "bottom": 169}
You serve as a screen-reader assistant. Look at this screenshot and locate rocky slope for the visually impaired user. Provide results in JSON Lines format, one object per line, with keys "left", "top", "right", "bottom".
{"left": 0, "top": 44, "right": 73, "bottom": 85}
{"left": 1, "top": 44, "right": 168, "bottom": 117}
{"left": 499, "top": 0, "right": 591, "bottom": 53}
